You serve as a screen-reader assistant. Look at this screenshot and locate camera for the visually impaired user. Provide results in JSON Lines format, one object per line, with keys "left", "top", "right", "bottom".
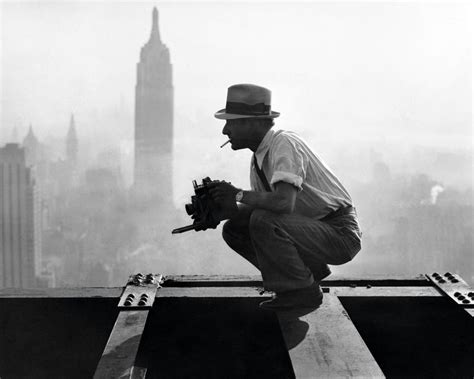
{"left": 172, "top": 177, "right": 220, "bottom": 234}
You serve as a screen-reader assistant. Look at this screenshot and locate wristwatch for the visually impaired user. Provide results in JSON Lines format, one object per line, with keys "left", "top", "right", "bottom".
{"left": 235, "top": 190, "right": 244, "bottom": 203}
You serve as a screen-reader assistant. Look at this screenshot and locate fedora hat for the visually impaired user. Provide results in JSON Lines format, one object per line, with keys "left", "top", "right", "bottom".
{"left": 214, "top": 84, "right": 280, "bottom": 120}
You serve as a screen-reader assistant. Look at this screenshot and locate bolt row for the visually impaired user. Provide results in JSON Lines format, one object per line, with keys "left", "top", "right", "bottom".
{"left": 134, "top": 273, "right": 156, "bottom": 284}
{"left": 123, "top": 292, "right": 151, "bottom": 306}
{"left": 453, "top": 291, "right": 474, "bottom": 304}
{"left": 432, "top": 272, "right": 459, "bottom": 284}
{"left": 138, "top": 293, "right": 149, "bottom": 306}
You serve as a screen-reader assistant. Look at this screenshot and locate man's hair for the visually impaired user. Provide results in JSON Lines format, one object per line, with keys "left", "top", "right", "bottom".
{"left": 251, "top": 118, "right": 275, "bottom": 129}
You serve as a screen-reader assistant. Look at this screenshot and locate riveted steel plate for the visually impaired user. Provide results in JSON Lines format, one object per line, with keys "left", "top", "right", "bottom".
{"left": 118, "top": 273, "right": 163, "bottom": 309}
{"left": 427, "top": 272, "right": 474, "bottom": 309}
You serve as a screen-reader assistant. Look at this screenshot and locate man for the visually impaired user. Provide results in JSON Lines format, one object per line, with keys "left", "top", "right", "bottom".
{"left": 209, "top": 83, "right": 361, "bottom": 312}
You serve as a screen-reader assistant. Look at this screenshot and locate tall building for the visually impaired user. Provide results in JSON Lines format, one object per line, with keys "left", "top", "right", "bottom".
{"left": 0, "top": 143, "right": 42, "bottom": 287}
{"left": 134, "top": 7, "right": 174, "bottom": 200}
{"left": 22, "top": 124, "right": 40, "bottom": 167}
{"left": 66, "top": 114, "right": 78, "bottom": 167}
{"left": 59, "top": 113, "right": 80, "bottom": 190}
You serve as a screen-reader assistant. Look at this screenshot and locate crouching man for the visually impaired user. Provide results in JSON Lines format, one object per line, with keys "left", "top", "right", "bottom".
{"left": 209, "top": 84, "right": 361, "bottom": 313}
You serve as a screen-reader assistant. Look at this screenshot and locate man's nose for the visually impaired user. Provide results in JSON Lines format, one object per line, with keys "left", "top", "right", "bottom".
{"left": 222, "top": 123, "right": 229, "bottom": 135}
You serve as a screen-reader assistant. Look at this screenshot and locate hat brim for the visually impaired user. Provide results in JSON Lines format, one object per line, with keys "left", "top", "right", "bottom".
{"left": 214, "top": 109, "right": 280, "bottom": 120}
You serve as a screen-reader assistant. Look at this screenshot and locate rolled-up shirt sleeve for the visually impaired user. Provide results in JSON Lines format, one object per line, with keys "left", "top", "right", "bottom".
{"left": 269, "top": 136, "right": 306, "bottom": 191}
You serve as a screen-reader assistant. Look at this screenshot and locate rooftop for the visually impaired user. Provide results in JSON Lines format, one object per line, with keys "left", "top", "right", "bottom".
{"left": 0, "top": 274, "right": 473, "bottom": 378}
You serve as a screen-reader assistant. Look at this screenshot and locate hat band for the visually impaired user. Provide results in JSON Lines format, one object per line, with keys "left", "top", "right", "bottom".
{"left": 225, "top": 101, "right": 271, "bottom": 116}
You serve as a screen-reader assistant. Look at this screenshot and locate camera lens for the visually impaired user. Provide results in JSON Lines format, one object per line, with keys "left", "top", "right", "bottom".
{"left": 185, "top": 203, "right": 195, "bottom": 215}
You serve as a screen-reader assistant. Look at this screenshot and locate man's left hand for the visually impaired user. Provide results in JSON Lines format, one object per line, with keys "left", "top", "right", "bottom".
{"left": 208, "top": 181, "right": 240, "bottom": 211}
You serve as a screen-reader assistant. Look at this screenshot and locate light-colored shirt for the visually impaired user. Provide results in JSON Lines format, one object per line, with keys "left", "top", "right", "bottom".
{"left": 251, "top": 128, "right": 352, "bottom": 219}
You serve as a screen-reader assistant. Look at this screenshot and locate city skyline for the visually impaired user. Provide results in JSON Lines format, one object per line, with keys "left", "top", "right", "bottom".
{"left": 1, "top": 2, "right": 471, "bottom": 150}
{"left": 0, "top": 2, "right": 472, "bottom": 287}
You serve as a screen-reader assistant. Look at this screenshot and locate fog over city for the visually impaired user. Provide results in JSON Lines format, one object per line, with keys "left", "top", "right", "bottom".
{"left": 1, "top": 1, "right": 472, "bottom": 287}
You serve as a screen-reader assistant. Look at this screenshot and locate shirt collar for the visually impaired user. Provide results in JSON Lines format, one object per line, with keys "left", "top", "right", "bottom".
{"left": 254, "top": 128, "right": 275, "bottom": 168}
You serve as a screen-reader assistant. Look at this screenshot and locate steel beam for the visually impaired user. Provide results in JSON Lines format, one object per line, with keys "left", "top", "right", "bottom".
{"left": 278, "top": 294, "right": 385, "bottom": 378}
{"left": 427, "top": 272, "right": 474, "bottom": 316}
{"left": 0, "top": 284, "right": 445, "bottom": 299}
{"left": 93, "top": 273, "right": 162, "bottom": 379}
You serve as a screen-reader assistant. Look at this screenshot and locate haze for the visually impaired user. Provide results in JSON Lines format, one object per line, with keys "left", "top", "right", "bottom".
{"left": 1, "top": 1, "right": 472, "bottom": 285}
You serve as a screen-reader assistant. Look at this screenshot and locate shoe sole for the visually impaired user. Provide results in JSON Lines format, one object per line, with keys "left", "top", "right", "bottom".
{"left": 259, "top": 296, "right": 323, "bottom": 312}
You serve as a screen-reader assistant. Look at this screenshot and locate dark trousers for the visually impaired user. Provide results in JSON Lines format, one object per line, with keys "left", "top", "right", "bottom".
{"left": 222, "top": 207, "right": 361, "bottom": 293}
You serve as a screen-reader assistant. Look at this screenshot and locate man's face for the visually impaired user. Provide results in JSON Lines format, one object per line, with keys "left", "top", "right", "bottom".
{"left": 222, "top": 118, "right": 255, "bottom": 150}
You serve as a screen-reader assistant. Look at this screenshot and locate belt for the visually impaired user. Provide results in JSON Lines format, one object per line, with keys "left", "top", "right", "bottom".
{"left": 320, "top": 206, "right": 355, "bottom": 222}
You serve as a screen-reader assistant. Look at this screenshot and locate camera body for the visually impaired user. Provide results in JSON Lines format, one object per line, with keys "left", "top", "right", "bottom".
{"left": 172, "top": 177, "right": 220, "bottom": 234}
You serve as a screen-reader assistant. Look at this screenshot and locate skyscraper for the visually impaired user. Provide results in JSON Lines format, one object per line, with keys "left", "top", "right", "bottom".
{"left": 0, "top": 143, "right": 42, "bottom": 287}
{"left": 22, "top": 124, "right": 40, "bottom": 167}
{"left": 66, "top": 114, "right": 78, "bottom": 167}
{"left": 134, "top": 7, "right": 174, "bottom": 200}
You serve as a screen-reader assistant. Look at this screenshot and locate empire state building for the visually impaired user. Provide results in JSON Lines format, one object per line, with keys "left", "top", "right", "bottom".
{"left": 134, "top": 7, "right": 173, "bottom": 201}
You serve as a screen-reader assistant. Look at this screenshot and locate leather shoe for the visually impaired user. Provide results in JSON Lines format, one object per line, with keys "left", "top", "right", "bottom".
{"left": 259, "top": 283, "right": 323, "bottom": 312}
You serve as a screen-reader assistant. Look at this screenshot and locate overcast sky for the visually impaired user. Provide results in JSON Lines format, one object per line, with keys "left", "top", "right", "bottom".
{"left": 1, "top": 1, "right": 472, "bottom": 151}
{"left": 0, "top": 1, "right": 472, "bottom": 280}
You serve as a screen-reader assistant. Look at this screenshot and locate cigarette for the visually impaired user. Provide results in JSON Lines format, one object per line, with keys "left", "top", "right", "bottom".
{"left": 220, "top": 139, "right": 231, "bottom": 148}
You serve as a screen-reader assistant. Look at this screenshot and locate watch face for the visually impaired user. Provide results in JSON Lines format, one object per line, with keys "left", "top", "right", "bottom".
{"left": 236, "top": 191, "right": 243, "bottom": 202}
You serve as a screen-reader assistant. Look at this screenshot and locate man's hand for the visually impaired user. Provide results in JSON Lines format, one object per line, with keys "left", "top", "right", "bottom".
{"left": 208, "top": 181, "right": 240, "bottom": 221}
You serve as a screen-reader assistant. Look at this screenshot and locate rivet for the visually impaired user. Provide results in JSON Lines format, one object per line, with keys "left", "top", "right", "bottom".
{"left": 468, "top": 293, "right": 474, "bottom": 298}
{"left": 124, "top": 300, "right": 132, "bottom": 306}
{"left": 454, "top": 292, "right": 461, "bottom": 297}
{"left": 462, "top": 299, "right": 470, "bottom": 304}
{"left": 458, "top": 295, "right": 466, "bottom": 301}
{"left": 141, "top": 294, "right": 149, "bottom": 298}
{"left": 439, "top": 279, "right": 446, "bottom": 283}
{"left": 127, "top": 294, "right": 135, "bottom": 299}
{"left": 433, "top": 272, "right": 440, "bottom": 277}
{"left": 451, "top": 279, "right": 459, "bottom": 283}
{"left": 138, "top": 300, "right": 147, "bottom": 306}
